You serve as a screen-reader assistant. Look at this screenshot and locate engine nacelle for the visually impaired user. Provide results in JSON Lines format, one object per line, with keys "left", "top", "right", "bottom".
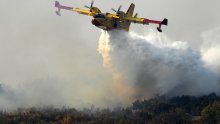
{"left": 117, "top": 11, "right": 127, "bottom": 19}
{"left": 90, "top": 7, "right": 101, "bottom": 13}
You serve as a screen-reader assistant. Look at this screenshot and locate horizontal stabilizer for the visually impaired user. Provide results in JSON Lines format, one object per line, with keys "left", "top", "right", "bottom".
{"left": 56, "top": 11, "right": 61, "bottom": 16}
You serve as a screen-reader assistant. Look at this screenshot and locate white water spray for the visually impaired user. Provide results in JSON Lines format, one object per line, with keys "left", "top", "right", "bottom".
{"left": 98, "top": 29, "right": 220, "bottom": 100}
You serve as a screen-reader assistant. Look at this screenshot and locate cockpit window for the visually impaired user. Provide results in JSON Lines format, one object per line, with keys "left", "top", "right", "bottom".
{"left": 94, "top": 14, "right": 105, "bottom": 19}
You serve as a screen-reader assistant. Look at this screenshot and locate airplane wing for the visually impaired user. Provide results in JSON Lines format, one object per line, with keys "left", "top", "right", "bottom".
{"left": 55, "top": 1, "right": 95, "bottom": 16}
{"left": 106, "top": 13, "right": 119, "bottom": 19}
{"left": 126, "top": 17, "right": 168, "bottom": 32}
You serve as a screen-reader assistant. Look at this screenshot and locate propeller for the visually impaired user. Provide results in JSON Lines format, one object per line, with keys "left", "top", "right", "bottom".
{"left": 84, "top": 0, "right": 94, "bottom": 9}
{"left": 134, "top": 13, "right": 138, "bottom": 18}
{"left": 111, "top": 5, "right": 122, "bottom": 14}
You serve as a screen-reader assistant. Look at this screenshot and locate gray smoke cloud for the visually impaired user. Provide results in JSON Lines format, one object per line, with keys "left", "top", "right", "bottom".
{"left": 100, "top": 28, "right": 220, "bottom": 99}
{"left": 0, "top": 0, "right": 220, "bottom": 110}
{"left": 1, "top": 27, "right": 220, "bottom": 110}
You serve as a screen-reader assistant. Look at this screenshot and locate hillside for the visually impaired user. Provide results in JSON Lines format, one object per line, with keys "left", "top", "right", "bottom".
{"left": 0, "top": 93, "right": 220, "bottom": 124}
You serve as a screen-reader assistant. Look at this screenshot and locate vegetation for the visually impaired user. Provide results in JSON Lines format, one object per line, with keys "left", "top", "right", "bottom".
{"left": 0, "top": 93, "right": 220, "bottom": 124}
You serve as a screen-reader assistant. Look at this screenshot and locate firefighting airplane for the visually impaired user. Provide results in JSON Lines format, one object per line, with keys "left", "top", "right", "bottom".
{"left": 55, "top": 1, "right": 168, "bottom": 32}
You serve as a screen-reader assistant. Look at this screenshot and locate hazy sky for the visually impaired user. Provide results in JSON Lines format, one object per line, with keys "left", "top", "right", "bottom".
{"left": 0, "top": 0, "right": 220, "bottom": 109}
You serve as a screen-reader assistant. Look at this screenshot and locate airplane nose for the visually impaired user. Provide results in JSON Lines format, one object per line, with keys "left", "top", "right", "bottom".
{"left": 92, "top": 19, "right": 101, "bottom": 26}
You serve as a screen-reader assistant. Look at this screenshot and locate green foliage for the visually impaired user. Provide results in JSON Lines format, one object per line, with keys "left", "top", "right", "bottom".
{"left": 0, "top": 93, "right": 219, "bottom": 124}
{"left": 201, "top": 101, "right": 220, "bottom": 124}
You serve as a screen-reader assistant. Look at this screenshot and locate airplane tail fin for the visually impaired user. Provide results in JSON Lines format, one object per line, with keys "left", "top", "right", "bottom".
{"left": 55, "top": 1, "right": 60, "bottom": 8}
{"left": 55, "top": 1, "right": 73, "bottom": 16}
{"left": 126, "top": 3, "right": 135, "bottom": 17}
{"left": 157, "top": 18, "right": 168, "bottom": 32}
{"left": 161, "top": 18, "right": 168, "bottom": 25}
{"left": 55, "top": 1, "right": 61, "bottom": 16}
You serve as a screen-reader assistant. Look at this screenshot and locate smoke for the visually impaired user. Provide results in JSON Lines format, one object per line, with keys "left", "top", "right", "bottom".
{"left": 202, "top": 27, "right": 220, "bottom": 74}
{"left": 0, "top": 0, "right": 220, "bottom": 111}
{"left": 98, "top": 28, "right": 220, "bottom": 100}
{"left": 1, "top": 28, "right": 220, "bottom": 110}
{"left": 98, "top": 31, "right": 136, "bottom": 104}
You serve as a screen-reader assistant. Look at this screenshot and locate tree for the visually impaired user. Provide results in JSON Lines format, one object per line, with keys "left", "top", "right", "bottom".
{"left": 201, "top": 101, "right": 220, "bottom": 124}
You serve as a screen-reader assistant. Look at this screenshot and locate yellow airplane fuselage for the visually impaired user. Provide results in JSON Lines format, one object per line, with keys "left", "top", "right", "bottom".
{"left": 55, "top": 1, "right": 168, "bottom": 32}
{"left": 92, "top": 13, "right": 130, "bottom": 31}
{"left": 92, "top": 13, "right": 131, "bottom": 31}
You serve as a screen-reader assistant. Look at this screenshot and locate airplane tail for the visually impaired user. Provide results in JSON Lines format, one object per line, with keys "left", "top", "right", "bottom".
{"left": 55, "top": 1, "right": 73, "bottom": 16}
{"left": 55, "top": 1, "right": 60, "bottom": 8}
{"left": 157, "top": 18, "right": 168, "bottom": 32}
{"left": 55, "top": 1, "right": 61, "bottom": 16}
{"left": 126, "top": 3, "right": 135, "bottom": 17}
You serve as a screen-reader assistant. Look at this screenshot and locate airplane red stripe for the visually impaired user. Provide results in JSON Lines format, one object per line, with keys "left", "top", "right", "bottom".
{"left": 143, "top": 18, "right": 161, "bottom": 24}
